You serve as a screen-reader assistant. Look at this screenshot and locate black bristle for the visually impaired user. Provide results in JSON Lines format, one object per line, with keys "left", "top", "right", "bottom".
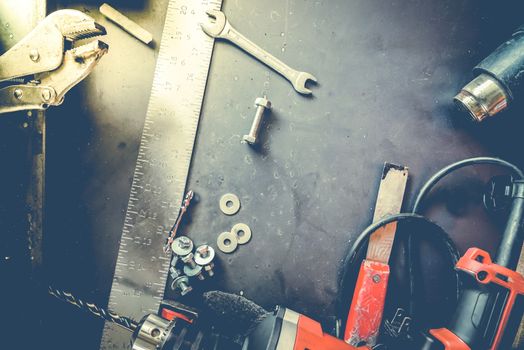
{"left": 202, "top": 291, "right": 268, "bottom": 338}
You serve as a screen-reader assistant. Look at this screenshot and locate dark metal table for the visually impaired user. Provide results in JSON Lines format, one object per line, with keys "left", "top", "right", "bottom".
{"left": 3, "top": 1, "right": 524, "bottom": 349}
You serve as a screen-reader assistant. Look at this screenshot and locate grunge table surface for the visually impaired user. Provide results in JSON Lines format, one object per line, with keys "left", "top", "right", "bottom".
{"left": 2, "top": 1, "right": 524, "bottom": 349}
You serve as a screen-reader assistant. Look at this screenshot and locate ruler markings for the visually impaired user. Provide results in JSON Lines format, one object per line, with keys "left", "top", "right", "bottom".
{"left": 100, "top": 0, "right": 222, "bottom": 349}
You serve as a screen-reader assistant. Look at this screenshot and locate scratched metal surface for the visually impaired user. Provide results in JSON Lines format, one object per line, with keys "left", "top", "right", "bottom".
{"left": 3, "top": 0, "right": 524, "bottom": 349}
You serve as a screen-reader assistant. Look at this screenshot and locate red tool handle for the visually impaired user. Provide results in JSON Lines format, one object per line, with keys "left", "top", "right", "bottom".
{"left": 344, "top": 260, "right": 390, "bottom": 346}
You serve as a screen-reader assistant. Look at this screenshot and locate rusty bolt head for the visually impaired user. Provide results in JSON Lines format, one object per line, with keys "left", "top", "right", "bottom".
{"left": 372, "top": 274, "right": 381, "bottom": 283}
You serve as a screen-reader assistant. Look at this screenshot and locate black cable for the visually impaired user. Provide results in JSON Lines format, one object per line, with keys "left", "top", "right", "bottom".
{"left": 339, "top": 157, "right": 524, "bottom": 344}
{"left": 412, "top": 157, "right": 524, "bottom": 214}
{"left": 407, "top": 157, "right": 524, "bottom": 320}
{"left": 337, "top": 213, "right": 461, "bottom": 330}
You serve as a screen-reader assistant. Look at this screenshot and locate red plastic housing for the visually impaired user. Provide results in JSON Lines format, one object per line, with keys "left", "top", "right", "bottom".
{"left": 294, "top": 314, "right": 370, "bottom": 350}
{"left": 430, "top": 248, "right": 524, "bottom": 350}
{"left": 455, "top": 248, "right": 524, "bottom": 350}
{"left": 344, "top": 260, "right": 390, "bottom": 346}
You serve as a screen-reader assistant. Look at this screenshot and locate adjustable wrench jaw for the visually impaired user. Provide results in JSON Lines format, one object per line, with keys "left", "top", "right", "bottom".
{"left": 0, "top": 9, "right": 108, "bottom": 114}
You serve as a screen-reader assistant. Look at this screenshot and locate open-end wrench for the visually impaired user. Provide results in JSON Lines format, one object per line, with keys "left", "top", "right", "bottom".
{"left": 202, "top": 9, "right": 318, "bottom": 95}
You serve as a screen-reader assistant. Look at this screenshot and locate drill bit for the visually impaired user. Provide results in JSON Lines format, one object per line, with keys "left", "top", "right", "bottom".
{"left": 48, "top": 286, "right": 138, "bottom": 332}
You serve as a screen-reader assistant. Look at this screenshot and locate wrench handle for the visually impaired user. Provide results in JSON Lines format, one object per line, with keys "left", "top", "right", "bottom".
{"left": 221, "top": 22, "right": 299, "bottom": 85}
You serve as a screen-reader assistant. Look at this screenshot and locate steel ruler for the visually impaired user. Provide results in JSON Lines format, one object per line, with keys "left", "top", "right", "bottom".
{"left": 100, "top": 0, "right": 222, "bottom": 348}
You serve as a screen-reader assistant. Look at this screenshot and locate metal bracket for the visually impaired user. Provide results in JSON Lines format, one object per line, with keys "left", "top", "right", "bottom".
{"left": 0, "top": 84, "right": 56, "bottom": 114}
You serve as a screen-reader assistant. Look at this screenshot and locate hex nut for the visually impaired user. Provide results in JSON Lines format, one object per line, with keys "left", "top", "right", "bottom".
{"left": 255, "top": 97, "right": 271, "bottom": 109}
{"left": 241, "top": 135, "right": 256, "bottom": 144}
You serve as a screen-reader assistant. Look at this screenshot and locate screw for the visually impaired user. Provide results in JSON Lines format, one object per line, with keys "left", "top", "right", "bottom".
{"left": 181, "top": 252, "right": 197, "bottom": 269}
{"left": 29, "top": 49, "right": 40, "bottom": 62}
{"left": 172, "top": 276, "right": 192, "bottom": 296}
{"left": 13, "top": 88, "right": 23, "bottom": 99}
{"left": 372, "top": 274, "right": 381, "bottom": 283}
{"left": 242, "top": 96, "right": 271, "bottom": 145}
{"left": 41, "top": 89, "right": 51, "bottom": 102}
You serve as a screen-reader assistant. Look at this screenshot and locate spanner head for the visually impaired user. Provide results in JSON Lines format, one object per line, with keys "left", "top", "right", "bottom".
{"left": 201, "top": 10, "right": 227, "bottom": 38}
{"left": 293, "top": 72, "right": 318, "bottom": 95}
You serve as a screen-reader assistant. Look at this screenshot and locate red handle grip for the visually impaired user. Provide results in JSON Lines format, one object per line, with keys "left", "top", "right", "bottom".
{"left": 344, "top": 260, "right": 390, "bottom": 346}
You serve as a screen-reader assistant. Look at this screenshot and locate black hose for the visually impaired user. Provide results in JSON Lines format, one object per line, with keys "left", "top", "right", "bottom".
{"left": 407, "top": 157, "right": 524, "bottom": 320}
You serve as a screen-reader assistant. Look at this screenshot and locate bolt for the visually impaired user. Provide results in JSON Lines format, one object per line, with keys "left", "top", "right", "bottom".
{"left": 184, "top": 264, "right": 205, "bottom": 281}
{"left": 372, "top": 274, "right": 381, "bottom": 283}
{"left": 171, "top": 236, "right": 194, "bottom": 256}
{"left": 242, "top": 96, "right": 271, "bottom": 145}
{"left": 198, "top": 245, "right": 209, "bottom": 259}
{"left": 195, "top": 245, "right": 215, "bottom": 262}
{"left": 41, "top": 89, "right": 51, "bottom": 102}
{"left": 204, "top": 263, "right": 215, "bottom": 277}
{"left": 172, "top": 276, "right": 192, "bottom": 296}
{"left": 181, "top": 252, "right": 197, "bottom": 269}
{"left": 177, "top": 237, "right": 192, "bottom": 249}
{"left": 13, "top": 88, "right": 23, "bottom": 99}
{"left": 169, "top": 267, "right": 181, "bottom": 279}
{"left": 29, "top": 49, "right": 40, "bottom": 62}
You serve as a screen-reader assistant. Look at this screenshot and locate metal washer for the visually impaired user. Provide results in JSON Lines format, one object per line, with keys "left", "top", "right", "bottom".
{"left": 231, "top": 223, "right": 252, "bottom": 245}
{"left": 217, "top": 231, "right": 238, "bottom": 254}
{"left": 219, "top": 193, "right": 241, "bottom": 215}
{"left": 171, "top": 236, "right": 194, "bottom": 256}
{"left": 195, "top": 245, "right": 215, "bottom": 265}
